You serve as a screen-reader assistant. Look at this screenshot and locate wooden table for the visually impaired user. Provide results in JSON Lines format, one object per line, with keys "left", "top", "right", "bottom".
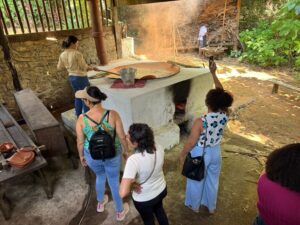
{"left": 14, "top": 89, "right": 69, "bottom": 157}
{"left": 0, "top": 104, "right": 52, "bottom": 220}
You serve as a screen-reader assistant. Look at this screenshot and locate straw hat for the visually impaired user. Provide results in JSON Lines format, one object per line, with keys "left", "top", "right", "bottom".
{"left": 75, "top": 87, "right": 99, "bottom": 102}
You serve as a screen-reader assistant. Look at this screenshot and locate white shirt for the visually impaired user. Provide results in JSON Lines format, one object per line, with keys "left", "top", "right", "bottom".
{"left": 123, "top": 144, "right": 166, "bottom": 202}
{"left": 198, "top": 26, "right": 207, "bottom": 41}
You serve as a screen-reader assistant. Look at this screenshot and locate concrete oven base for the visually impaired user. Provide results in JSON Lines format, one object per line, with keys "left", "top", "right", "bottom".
{"left": 62, "top": 59, "right": 213, "bottom": 150}
{"left": 61, "top": 109, "right": 180, "bottom": 150}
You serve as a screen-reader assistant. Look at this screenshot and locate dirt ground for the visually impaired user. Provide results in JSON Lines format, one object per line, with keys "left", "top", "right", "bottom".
{"left": 139, "top": 53, "right": 300, "bottom": 225}
{"left": 67, "top": 54, "right": 300, "bottom": 225}
{"left": 164, "top": 54, "right": 300, "bottom": 225}
{"left": 1, "top": 54, "right": 299, "bottom": 225}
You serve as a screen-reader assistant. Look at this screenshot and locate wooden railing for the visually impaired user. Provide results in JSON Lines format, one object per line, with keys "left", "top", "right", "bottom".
{"left": 0, "top": 0, "right": 112, "bottom": 35}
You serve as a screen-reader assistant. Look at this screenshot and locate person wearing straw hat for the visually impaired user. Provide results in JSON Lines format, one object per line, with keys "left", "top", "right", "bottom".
{"left": 57, "top": 35, "right": 99, "bottom": 117}
{"left": 75, "top": 86, "right": 130, "bottom": 221}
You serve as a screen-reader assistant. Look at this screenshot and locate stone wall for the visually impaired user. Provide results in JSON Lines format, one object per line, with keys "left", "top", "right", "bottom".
{"left": 0, "top": 28, "right": 117, "bottom": 117}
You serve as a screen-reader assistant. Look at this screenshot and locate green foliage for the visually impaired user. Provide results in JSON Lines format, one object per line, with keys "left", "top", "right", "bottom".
{"left": 240, "top": 0, "right": 286, "bottom": 31}
{"left": 0, "top": 0, "right": 90, "bottom": 33}
{"left": 239, "top": 0, "right": 300, "bottom": 69}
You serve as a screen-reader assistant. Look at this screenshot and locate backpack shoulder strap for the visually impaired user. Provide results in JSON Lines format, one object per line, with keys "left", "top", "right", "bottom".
{"left": 85, "top": 110, "right": 109, "bottom": 127}
{"left": 83, "top": 114, "right": 89, "bottom": 127}
{"left": 105, "top": 111, "right": 116, "bottom": 141}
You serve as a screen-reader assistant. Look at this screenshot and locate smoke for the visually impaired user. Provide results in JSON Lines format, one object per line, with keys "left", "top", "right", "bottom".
{"left": 121, "top": 0, "right": 208, "bottom": 59}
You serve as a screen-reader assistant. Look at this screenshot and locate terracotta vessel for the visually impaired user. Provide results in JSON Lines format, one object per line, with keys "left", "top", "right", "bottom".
{"left": 7, "top": 150, "right": 35, "bottom": 168}
{"left": 0, "top": 142, "right": 14, "bottom": 153}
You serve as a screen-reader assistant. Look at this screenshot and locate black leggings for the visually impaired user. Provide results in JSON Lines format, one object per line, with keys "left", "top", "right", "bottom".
{"left": 133, "top": 187, "right": 169, "bottom": 225}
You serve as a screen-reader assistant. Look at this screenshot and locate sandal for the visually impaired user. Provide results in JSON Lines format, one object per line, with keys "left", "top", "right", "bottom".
{"left": 116, "top": 202, "right": 129, "bottom": 221}
{"left": 96, "top": 194, "right": 109, "bottom": 213}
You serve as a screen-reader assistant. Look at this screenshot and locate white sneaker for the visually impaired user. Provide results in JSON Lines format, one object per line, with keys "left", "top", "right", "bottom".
{"left": 116, "top": 202, "right": 129, "bottom": 221}
{"left": 97, "top": 194, "right": 109, "bottom": 213}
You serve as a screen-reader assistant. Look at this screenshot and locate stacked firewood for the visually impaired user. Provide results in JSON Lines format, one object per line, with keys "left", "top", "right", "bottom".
{"left": 198, "top": 0, "right": 238, "bottom": 46}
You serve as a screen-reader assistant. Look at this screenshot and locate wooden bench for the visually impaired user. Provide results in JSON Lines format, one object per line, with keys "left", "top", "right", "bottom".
{"left": 0, "top": 104, "right": 51, "bottom": 220}
{"left": 14, "top": 89, "right": 70, "bottom": 156}
{"left": 269, "top": 79, "right": 300, "bottom": 94}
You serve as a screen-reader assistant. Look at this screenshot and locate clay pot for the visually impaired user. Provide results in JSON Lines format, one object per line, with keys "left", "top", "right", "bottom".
{"left": 0, "top": 142, "right": 14, "bottom": 153}
{"left": 7, "top": 150, "right": 35, "bottom": 168}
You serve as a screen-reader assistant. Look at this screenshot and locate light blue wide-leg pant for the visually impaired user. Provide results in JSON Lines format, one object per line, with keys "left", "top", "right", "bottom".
{"left": 185, "top": 144, "right": 221, "bottom": 212}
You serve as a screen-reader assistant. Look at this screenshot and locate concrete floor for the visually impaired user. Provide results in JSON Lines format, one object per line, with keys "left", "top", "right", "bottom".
{"left": 0, "top": 156, "right": 88, "bottom": 225}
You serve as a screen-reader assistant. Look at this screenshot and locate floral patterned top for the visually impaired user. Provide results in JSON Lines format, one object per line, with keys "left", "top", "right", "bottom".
{"left": 197, "top": 111, "right": 228, "bottom": 147}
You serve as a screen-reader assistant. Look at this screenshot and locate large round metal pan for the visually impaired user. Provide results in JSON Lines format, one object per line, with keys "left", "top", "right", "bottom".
{"left": 106, "top": 62, "right": 180, "bottom": 80}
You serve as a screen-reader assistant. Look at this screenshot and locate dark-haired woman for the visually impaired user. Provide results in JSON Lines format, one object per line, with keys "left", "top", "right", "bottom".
{"left": 179, "top": 61, "right": 233, "bottom": 214}
{"left": 253, "top": 143, "right": 300, "bottom": 225}
{"left": 57, "top": 35, "right": 98, "bottom": 117}
{"left": 120, "top": 123, "right": 169, "bottom": 225}
{"left": 75, "top": 86, "right": 130, "bottom": 221}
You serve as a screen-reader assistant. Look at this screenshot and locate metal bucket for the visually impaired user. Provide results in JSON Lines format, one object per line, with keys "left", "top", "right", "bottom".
{"left": 119, "top": 68, "right": 136, "bottom": 86}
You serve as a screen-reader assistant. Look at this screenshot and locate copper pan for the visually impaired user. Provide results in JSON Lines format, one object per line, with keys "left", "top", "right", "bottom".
{"left": 0, "top": 142, "right": 14, "bottom": 153}
{"left": 7, "top": 150, "right": 35, "bottom": 168}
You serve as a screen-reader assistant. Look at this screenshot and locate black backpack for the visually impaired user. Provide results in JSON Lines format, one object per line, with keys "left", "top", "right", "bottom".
{"left": 85, "top": 111, "right": 116, "bottom": 160}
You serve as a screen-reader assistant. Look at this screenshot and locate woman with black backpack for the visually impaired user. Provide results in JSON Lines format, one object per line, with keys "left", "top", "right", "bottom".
{"left": 75, "top": 86, "right": 130, "bottom": 221}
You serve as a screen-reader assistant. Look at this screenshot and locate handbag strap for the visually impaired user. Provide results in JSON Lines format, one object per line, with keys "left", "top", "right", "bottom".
{"left": 139, "top": 150, "right": 157, "bottom": 185}
{"left": 202, "top": 117, "right": 208, "bottom": 156}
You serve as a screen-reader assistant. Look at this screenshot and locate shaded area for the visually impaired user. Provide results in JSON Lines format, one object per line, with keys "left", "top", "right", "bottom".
{"left": 1, "top": 55, "right": 300, "bottom": 224}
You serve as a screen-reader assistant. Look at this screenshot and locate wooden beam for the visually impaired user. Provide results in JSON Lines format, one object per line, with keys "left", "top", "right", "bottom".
{"left": 3, "top": 0, "right": 16, "bottom": 34}
{"left": 55, "top": 0, "right": 63, "bottom": 30}
{"left": 28, "top": 0, "right": 38, "bottom": 32}
{"left": 12, "top": 0, "right": 24, "bottom": 33}
{"left": 0, "top": 22, "right": 22, "bottom": 91}
{"left": 20, "top": 0, "right": 31, "bottom": 33}
{"left": 41, "top": 0, "right": 51, "bottom": 31}
{"left": 234, "top": 0, "right": 241, "bottom": 50}
{"left": 35, "top": 0, "right": 45, "bottom": 32}
{"left": 221, "top": 0, "right": 227, "bottom": 47}
{"left": 112, "top": 0, "right": 122, "bottom": 58}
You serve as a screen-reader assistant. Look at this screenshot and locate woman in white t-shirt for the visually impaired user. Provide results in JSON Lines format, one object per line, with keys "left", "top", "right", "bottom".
{"left": 120, "top": 123, "right": 169, "bottom": 225}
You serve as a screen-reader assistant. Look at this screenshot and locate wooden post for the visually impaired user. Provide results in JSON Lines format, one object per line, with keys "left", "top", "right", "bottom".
{"left": 234, "top": 0, "right": 241, "bottom": 50}
{"left": 272, "top": 84, "right": 279, "bottom": 94}
{"left": 0, "top": 22, "right": 22, "bottom": 91}
{"left": 112, "top": 0, "right": 122, "bottom": 58}
{"left": 221, "top": 0, "right": 227, "bottom": 47}
{"left": 87, "top": 0, "right": 108, "bottom": 65}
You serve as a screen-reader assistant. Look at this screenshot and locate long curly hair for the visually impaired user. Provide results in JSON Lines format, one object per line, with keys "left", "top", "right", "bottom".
{"left": 266, "top": 143, "right": 300, "bottom": 192}
{"left": 128, "top": 123, "right": 156, "bottom": 154}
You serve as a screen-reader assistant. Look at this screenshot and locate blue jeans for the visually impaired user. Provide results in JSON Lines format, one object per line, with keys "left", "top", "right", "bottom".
{"left": 84, "top": 149, "right": 124, "bottom": 212}
{"left": 253, "top": 215, "right": 267, "bottom": 225}
{"left": 68, "top": 75, "right": 89, "bottom": 117}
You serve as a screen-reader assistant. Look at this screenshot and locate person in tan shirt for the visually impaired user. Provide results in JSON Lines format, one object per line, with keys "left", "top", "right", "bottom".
{"left": 57, "top": 35, "right": 98, "bottom": 117}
